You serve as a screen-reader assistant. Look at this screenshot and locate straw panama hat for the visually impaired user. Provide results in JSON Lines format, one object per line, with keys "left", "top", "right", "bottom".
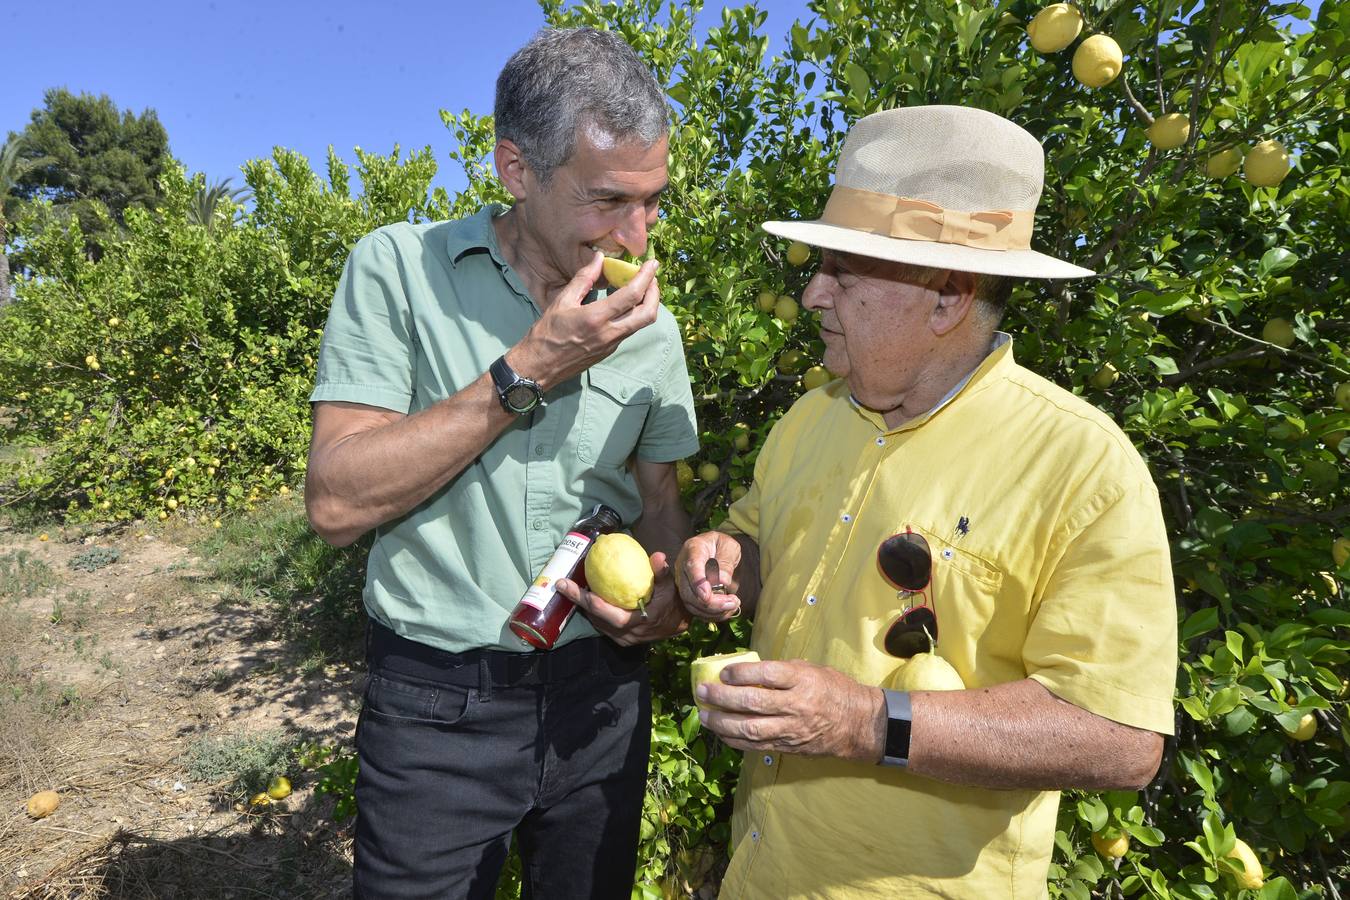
{"left": 763, "top": 105, "right": 1095, "bottom": 279}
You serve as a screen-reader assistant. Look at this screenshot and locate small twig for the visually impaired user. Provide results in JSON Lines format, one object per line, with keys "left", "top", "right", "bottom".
{"left": 1120, "top": 71, "right": 1155, "bottom": 125}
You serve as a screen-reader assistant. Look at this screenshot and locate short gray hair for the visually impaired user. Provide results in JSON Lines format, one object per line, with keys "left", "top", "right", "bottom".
{"left": 891, "top": 262, "right": 1011, "bottom": 329}
{"left": 494, "top": 28, "right": 669, "bottom": 184}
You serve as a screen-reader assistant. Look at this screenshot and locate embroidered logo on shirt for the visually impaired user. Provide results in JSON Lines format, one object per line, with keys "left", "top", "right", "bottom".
{"left": 954, "top": 516, "right": 970, "bottom": 539}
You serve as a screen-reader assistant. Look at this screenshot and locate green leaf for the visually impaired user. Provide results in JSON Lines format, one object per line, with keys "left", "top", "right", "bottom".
{"left": 1257, "top": 247, "right": 1299, "bottom": 278}
{"left": 1180, "top": 607, "right": 1219, "bottom": 642}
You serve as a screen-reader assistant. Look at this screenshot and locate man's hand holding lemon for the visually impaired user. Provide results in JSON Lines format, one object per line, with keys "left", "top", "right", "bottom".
{"left": 556, "top": 532, "right": 689, "bottom": 645}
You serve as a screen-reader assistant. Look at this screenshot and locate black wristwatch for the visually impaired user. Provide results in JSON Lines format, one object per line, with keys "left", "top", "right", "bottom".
{"left": 880, "top": 689, "right": 912, "bottom": 768}
{"left": 489, "top": 355, "right": 544, "bottom": 415}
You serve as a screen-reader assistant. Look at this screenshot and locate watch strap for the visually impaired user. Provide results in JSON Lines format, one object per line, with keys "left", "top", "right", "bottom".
{"left": 489, "top": 355, "right": 543, "bottom": 414}
{"left": 880, "top": 689, "right": 912, "bottom": 768}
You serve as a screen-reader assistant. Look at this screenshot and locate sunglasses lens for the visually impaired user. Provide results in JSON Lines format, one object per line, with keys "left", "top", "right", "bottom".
{"left": 884, "top": 606, "right": 937, "bottom": 659}
{"left": 878, "top": 532, "right": 931, "bottom": 591}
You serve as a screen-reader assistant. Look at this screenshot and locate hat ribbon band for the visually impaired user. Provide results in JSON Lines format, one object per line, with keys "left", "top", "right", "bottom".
{"left": 821, "top": 187, "right": 1034, "bottom": 251}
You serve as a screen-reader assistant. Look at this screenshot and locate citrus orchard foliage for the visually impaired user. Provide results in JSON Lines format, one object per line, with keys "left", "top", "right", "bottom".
{"left": 3, "top": 0, "right": 1347, "bottom": 897}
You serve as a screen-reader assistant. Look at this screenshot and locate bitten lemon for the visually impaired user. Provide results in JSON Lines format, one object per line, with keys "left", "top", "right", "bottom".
{"left": 1027, "top": 4, "right": 1083, "bottom": 53}
{"left": 1072, "top": 34, "right": 1123, "bottom": 87}
{"left": 27, "top": 790, "right": 60, "bottom": 819}
{"left": 602, "top": 257, "right": 643, "bottom": 288}
{"left": 1206, "top": 147, "right": 1243, "bottom": 178}
{"left": 1091, "top": 830, "right": 1130, "bottom": 859}
{"left": 584, "top": 533, "right": 654, "bottom": 610}
{"left": 1244, "top": 140, "right": 1290, "bottom": 187}
{"left": 1226, "top": 838, "right": 1264, "bottom": 890}
{"left": 691, "top": 650, "right": 761, "bottom": 709}
{"left": 890, "top": 653, "right": 965, "bottom": 691}
{"left": 1146, "top": 113, "right": 1190, "bottom": 150}
{"left": 785, "top": 241, "right": 812, "bottom": 266}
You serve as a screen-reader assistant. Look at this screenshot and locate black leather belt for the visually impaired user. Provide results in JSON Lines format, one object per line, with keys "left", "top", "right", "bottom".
{"left": 366, "top": 618, "right": 645, "bottom": 689}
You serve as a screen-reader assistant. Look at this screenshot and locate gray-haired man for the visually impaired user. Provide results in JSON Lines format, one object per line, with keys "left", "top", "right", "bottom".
{"left": 305, "top": 28, "right": 699, "bottom": 899}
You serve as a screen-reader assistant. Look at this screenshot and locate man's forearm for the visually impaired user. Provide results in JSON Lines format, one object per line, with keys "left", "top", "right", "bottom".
{"left": 902, "top": 678, "right": 1164, "bottom": 791}
{"left": 306, "top": 372, "right": 516, "bottom": 546}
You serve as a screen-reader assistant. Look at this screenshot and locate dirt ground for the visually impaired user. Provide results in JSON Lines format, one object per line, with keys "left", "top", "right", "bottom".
{"left": 0, "top": 520, "right": 362, "bottom": 899}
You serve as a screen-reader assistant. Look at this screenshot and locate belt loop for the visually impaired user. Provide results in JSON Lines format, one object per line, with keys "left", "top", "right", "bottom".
{"left": 478, "top": 658, "right": 492, "bottom": 702}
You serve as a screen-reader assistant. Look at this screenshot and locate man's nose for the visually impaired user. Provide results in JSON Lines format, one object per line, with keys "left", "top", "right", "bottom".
{"left": 801, "top": 272, "right": 832, "bottom": 311}
{"left": 614, "top": 203, "right": 654, "bottom": 258}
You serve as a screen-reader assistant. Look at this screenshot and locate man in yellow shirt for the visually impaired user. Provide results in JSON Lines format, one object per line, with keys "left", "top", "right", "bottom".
{"left": 675, "top": 106, "right": 1177, "bottom": 898}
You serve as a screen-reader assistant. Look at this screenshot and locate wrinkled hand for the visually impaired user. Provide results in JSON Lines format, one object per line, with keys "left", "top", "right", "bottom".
{"left": 697, "top": 659, "right": 885, "bottom": 762}
{"left": 556, "top": 551, "right": 689, "bottom": 647}
{"left": 674, "top": 531, "right": 743, "bottom": 621}
{"left": 508, "top": 252, "right": 661, "bottom": 390}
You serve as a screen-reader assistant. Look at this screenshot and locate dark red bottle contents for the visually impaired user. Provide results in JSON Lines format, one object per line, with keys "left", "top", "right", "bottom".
{"left": 508, "top": 504, "right": 622, "bottom": 649}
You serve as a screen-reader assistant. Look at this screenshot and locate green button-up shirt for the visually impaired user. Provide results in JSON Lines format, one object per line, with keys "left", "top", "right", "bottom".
{"left": 311, "top": 206, "right": 700, "bottom": 652}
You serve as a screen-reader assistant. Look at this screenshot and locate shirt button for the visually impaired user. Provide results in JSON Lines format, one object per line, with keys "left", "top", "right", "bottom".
{"left": 532, "top": 519, "right": 545, "bottom": 531}
{"left": 763, "top": 754, "right": 774, "bottom": 765}
{"left": 841, "top": 514, "right": 852, "bottom": 523}
{"left": 876, "top": 437, "right": 885, "bottom": 446}
{"left": 806, "top": 595, "right": 818, "bottom": 606}
{"left": 751, "top": 830, "right": 760, "bottom": 842}
{"left": 534, "top": 445, "right": 547, "bottom": 457}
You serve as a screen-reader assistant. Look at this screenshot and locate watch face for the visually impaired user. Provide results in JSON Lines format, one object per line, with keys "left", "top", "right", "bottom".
{"left": 505, "top": 384, "right": 540, "bottom": 413}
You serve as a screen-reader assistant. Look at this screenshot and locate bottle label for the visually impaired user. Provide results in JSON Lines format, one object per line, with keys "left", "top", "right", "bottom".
{"left": 517, "top": 531, "right": 592, "bottom": 611}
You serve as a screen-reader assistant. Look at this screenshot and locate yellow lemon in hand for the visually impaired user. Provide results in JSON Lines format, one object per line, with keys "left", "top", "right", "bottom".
{"left": 584, "top": 533, "right": 654, "bottom": 610}
{"left": 890, "top": 653, "right": 965, "bottom": 691}
{"left": 691, "top": 650, "right": 760, "bottom": 709}
{"left": 1072, "top": 34, "right": 1123, "bottom": 87}
{"left": 1027, "top": 4, "right": 1083, "bottom": 53}
{"left": 602, "top": 257, "right": 643, "bottom": 288}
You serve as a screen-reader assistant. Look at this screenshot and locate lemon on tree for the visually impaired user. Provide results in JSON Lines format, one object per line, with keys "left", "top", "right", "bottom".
{"left": 1090, "top": 363, "right": 1119, "bottom": 389}
{"left": 1284, "top": 712, "right": 1317, "bottom": 742}
{"left": 1026, "top": 3, "right": 1082, "bottom": 53}
{"left": 698, "top": 461, "right": 720, "bottom": 482}
{"left": 1262, "top": 317, "right": 1295, "bottom": 348}
{"left": 802, "top": 365, "right": 833, "bottom": 391}
{"left": 757, "top": 289, "right": 778, "bottom": 313}
{"left": 676, "top": 460, "right": 694, "bottom": 490}
{"left": 1091, "top": 830, "right": 1130, "bottom": 859}
{"left": 583, "top": 533, "right": 654, "bottom": 610}
{"left": 1072, "top": 34, "right": 1123, "bottom": 88}
{"left": 774, "top": 294, "right": 799, "bottom": 324}
{"left": 1334, "top": 382, "right": 1350, "bottom": 411}
{"left": 1225, "top": 838, "right": 1264, "bottom": 890}
{"left": 777, "top": 349, "right": 804, "bottom": 373}
{"left": 1146, "top": 113, "right": 1190, "bottom": 150}
{"left": 1244, "top": 139, "right": 1290, "bottom": 187}
{"left": 785, "top": 241, "right": 812, "bottom": 266}
{"left": 731, "top": 422, "right": 751, "bottom": 451}
{"left": 1333, "top": 537, "right": 1350, "bottom": 568}
{"left": 1206, "top": 147, "right": 1243, "bottom": 178}
{"left": 691, "top": 650, "right": 760, "bottom": 709}
{"left": 729, "top": 483, "right": 748, "bottom": 501}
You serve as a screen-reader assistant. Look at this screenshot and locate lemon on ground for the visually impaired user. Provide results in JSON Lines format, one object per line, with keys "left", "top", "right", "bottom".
{"left": 756, "top": 290, "right": 778, "bottom": 312}
{"left": 774, "top": 295, "right": 799, "bottom": 324}
{"left": 691, "top": 650, "right": 760, "bottom": 709}
{"left": 1244, "top": 140, "right": 1290, "bottom": 187}
{"left": 1146, "top": 113, "right": 1191, "bottom": 150}
{"left": 266, "top": 775, "right": 292, "bottom": 800}
{"left": 1091, "top": 831, "right": 1130, "bottom": 859}
{"left": 249, "top": 792, "right": 271, "bottom": 807}
{"left": 1206, "top": 147, "right": 1243, "bottom": 178}
{"left": 1090, "top": 363, "right": 1119, "bottom": 389}
{"left": 1027, "top": 4, "right": 1083, "bottom": 53}
{"left": 802, "top": 366, "right": 832, "bottom": 391}
{"left": 785, "top": 241, "right": 812, "bottom": 266}
{"left": 1262, "top": 317, "right": 1295, "bottom": 348}
{"left": 889, "top": 653, "right": 965, "bottom": 691}
{"left": 584, "top": 533, "right": 654, "bottom": 610}
{"left": 602, "top": 257, "right": 643, "bottom": 288}
{"left": 698, "top": 462, "right": 720, "bottom": 482}
{"left": 1072, "top": 34, "right": 1123, "bottom": 88}
{"left": 1226, "top": 838, "right": 1264, "bottom": 890}
{"left": 27, "top": 790, "right": 60, "bottom": 819}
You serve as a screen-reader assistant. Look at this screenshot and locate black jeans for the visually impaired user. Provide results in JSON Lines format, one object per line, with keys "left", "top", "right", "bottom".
{"left": 352, "top": 620, "right": 651, "bottom": 900}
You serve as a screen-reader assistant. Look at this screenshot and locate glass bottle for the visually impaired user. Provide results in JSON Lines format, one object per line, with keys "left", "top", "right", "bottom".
{"left": 508, "top": 503, "right": 622, "bottom": 650}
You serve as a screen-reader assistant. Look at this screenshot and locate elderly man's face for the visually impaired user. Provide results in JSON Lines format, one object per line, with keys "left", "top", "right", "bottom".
{"left": 802, "top": 250, "right": 946, "bottom": 410}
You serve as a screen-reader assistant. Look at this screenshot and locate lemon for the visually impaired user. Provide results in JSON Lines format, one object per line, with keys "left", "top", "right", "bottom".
{"left": 1226, "top": 838, "right": 1264, "bottom": 890}
{"left": 691, "top": 650, "right": 760, "bottom": 709}
{"left": 774, "top": 295, "right": 799, "bottom": 324}
{"left": 889, "top": 652, "right": 965, "bottom": 691}
{"left": 785, "top": 241, "right": 812, "bottom": 266}
{"left": 1333, "top": 537, "right": 1350, "bottom": 568}
{"left": 756, "top": 289, "right": 778, "bottom": 312}
{"left": 1285, "top": 712, "right": 1316, "bottom": 741}
{"left": 1089, "top": 363, "right": 1118, "bottom": 389}
{"left": 1091, "top": 830, "right": 1130, "bottom": 858}
{"left": 1244, "top": 140, "right": 1290, "bottom": 187}
{"left": 249, "top": 792, "right": 271, "bottom": 808}
{"left": 584, "top": 533, "right": 654, "bottom": 610}
{"left": 731, "top": 423, "right": 750, "bottom": 451}
{"left": 26, "top": 790, "right": 60, "bottom": 819}
{"left": 676, "top": 460, "right": 694, "bottom": 490}
{"left": 1206, "top": 147, "right": 1243, "bottom": 178}
{"left": 777, "top": 349, "right": 804, "bottom": 373}
{"left": 802, "top": 366, "right": 832, "bottom": 391}
{"left": 1262, "top": 317, "right": 1295, "bottom": 348}
{"left": 1146, "top": 113, "right": 1190, "bottom": 150}
{"left": 85, "top": 353, "right": 100, "bottom": 370}
{"left": 1027, "top": 4, "right": 1083, "bottom": 53}
{"left": 266, "top": 775, "right": 293, "bottom": 800}
{"left": 698, "top": 462, "right": 720, "bottom": 482}
{"left": 602, "top": 257, "right": 643, "bottom": 288}
{"left": 1072, "top": 34, "right": 1123, "bottom": 88}
{"left": 730, "top": 484, "right": 748, "bottom": 501}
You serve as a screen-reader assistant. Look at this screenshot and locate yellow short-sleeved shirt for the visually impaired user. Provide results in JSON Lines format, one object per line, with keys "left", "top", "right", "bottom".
{"left": 718, "top": 338, "right": 1176, "bottom": 900}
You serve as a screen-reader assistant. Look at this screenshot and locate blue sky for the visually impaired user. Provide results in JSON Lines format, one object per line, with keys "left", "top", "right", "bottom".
{"left": 3, "top": 0, "right": 814, "bottom": 196}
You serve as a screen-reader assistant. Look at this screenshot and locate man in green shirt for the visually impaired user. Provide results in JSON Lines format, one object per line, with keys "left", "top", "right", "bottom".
{"left": 305, "top": 28, "right": 699, "bottom": 899}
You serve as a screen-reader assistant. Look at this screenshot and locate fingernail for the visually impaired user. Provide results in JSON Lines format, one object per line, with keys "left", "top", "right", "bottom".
{"left": 698, "top": 709, "right": 709, "bottom": 725}
{"left": 696, "top": 684, "right": 708, "bottom": 700}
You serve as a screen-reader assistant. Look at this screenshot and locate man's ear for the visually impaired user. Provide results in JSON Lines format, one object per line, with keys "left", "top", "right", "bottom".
{"left": 494, "top": 139, "right": 530, "bottom": 202}
{"left": 930, "top": 269, "right": 978, "bottom": 336}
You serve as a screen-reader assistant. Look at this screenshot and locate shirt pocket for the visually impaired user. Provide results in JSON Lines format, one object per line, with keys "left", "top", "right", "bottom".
{"left": 578, "top": 367, "right": 653, "bottom": 467}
